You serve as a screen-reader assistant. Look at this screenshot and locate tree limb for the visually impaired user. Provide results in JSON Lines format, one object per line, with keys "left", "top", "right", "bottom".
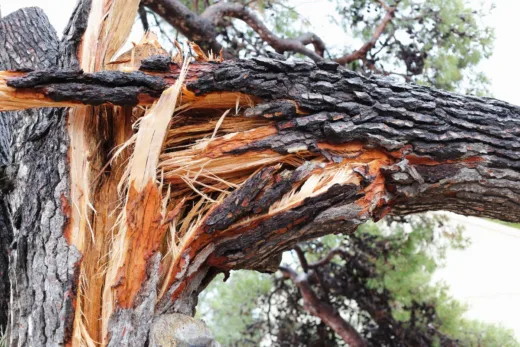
{"left": 3, "top": 57, "right": 520, "bottom": 225}
{"left": 280, "top": 265, "right": 366, "bottom": 347}
{"left": 138, "top": 5, "right": 150, "bottom": 31}
{"left": 335, "top": 2, "right": 396, "bottom": 65}
{"left": 143, "top": 0, "right": 326, "bottom": 61}
{"left": 142, "top": 0, "right": 223, "bottom": 54}
{"left": 293, "top": 245, "right": 309, "bottom": 272}
{"left": 308, "top": 247, "right": 349, "bottom": 268}
{"left": 141, "top": 0, "right": 410, "bottom": 68}
{"left": 200, "top": 2, "right": 325, "bottom": 61}
{"left": 144, "top": 0, "right": 398, "bottom": 65}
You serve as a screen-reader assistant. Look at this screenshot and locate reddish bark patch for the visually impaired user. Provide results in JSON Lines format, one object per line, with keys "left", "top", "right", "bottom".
{"left": 61, "top": 193, "right": 73, "bottom": 244}
{"left": 406, "top": 154, "right": 484, "bottom": 166}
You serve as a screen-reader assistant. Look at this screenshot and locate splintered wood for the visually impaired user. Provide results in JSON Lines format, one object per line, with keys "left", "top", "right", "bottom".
{"left": 67, "top": 1, "right": 143, "bottom": 346}
{"left": 101, "top": 60, "right": 189, "bottom": 342}
{"left": 1, "top": 2, "right": 396, "bottom": 346}
{"left": 1, "top": 37, "right": 396, "bottom": 346}
{"left": 3, "top": 44, "right": 394, "bottom": 346}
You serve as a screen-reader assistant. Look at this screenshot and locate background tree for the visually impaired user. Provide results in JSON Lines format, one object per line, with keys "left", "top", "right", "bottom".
{"left": 140, "top": 0, "right": 494, "bottom": 93}
{"left": 199, "top": 216, "right": 519, "bottom": 346}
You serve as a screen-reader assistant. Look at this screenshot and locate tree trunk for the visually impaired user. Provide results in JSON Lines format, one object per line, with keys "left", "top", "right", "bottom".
{"left": 1, "top": 2, "right": 519, "bottom": 346}
{"left": 0, "top": 6, "right": 82, "bottom": 346}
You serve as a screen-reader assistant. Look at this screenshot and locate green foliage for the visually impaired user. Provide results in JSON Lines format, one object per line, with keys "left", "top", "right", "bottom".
{"left": 197, "top": 215, "right": 519, "bottom": 346}
{"left": 364, "top": 216, "right": 468, "bottom": 317}
{"left": 357, "top": 217, "right": 518, "bottom": 346}
{"left": 196, "top": 270, "right": 273, "bottom": 346}
{"left": 325, "top": 0, "right": 494, "bottom": 93}
{"left": 453, "top": 320, "right": 520, "bottom": 347}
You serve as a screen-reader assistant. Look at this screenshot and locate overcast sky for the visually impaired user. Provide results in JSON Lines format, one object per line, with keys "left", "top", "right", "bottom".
{"left": 1, "top": 0, "right": 520, "bottom": 340}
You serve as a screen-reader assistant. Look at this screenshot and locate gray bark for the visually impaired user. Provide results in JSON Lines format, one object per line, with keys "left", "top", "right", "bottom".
{"left": 0, "top": 7, "right": 82, "bottom": 346}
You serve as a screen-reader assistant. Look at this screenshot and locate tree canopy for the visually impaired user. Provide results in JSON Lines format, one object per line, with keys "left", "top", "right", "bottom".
{"left": 199, "top": 216, "right": 519, "bottom": 346}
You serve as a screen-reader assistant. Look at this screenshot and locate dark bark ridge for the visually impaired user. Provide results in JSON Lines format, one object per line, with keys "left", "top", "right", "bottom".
{"left": 59, "top": 0, "right": 92, "bottom": 69}
{"left": 0, "top": 195, "right": 11, "bottom": 329}
{"left": 8, "top": 69, "right": 168, "bottom": 106}
{"left": 0, "top": 7, "right": 81, "bottom": 346}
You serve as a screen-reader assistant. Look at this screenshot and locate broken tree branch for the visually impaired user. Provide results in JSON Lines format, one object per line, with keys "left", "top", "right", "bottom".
{"left": 1, "top": 31, "right": 520, "bottom": 346}
{"left": 2, "top": 55, "right": 520, "bottom": 224}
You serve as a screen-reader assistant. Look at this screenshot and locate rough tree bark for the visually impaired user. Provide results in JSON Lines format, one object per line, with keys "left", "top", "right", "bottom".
{"left": 0, "top": 2, "right": 519, "bottom": 347}
{"left": 0, "top": 7, "right": 83, "bottom": 346}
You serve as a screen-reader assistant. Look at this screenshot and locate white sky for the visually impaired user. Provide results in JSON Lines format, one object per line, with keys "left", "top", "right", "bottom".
{"left": 434, "top": 213, "right": 520, "bottom": 340}
{"left": 1, "top": 0, "right": 520, "bottom": 340}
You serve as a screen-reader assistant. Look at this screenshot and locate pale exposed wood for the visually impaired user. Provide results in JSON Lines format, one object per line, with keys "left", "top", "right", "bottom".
{"left": 68, "top": 0, "right": 142, "bottom": 345}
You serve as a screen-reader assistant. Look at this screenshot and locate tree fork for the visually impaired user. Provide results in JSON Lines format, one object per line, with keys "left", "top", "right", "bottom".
{"left": 1, "top": 2, "right": 520, "bottom": 347}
